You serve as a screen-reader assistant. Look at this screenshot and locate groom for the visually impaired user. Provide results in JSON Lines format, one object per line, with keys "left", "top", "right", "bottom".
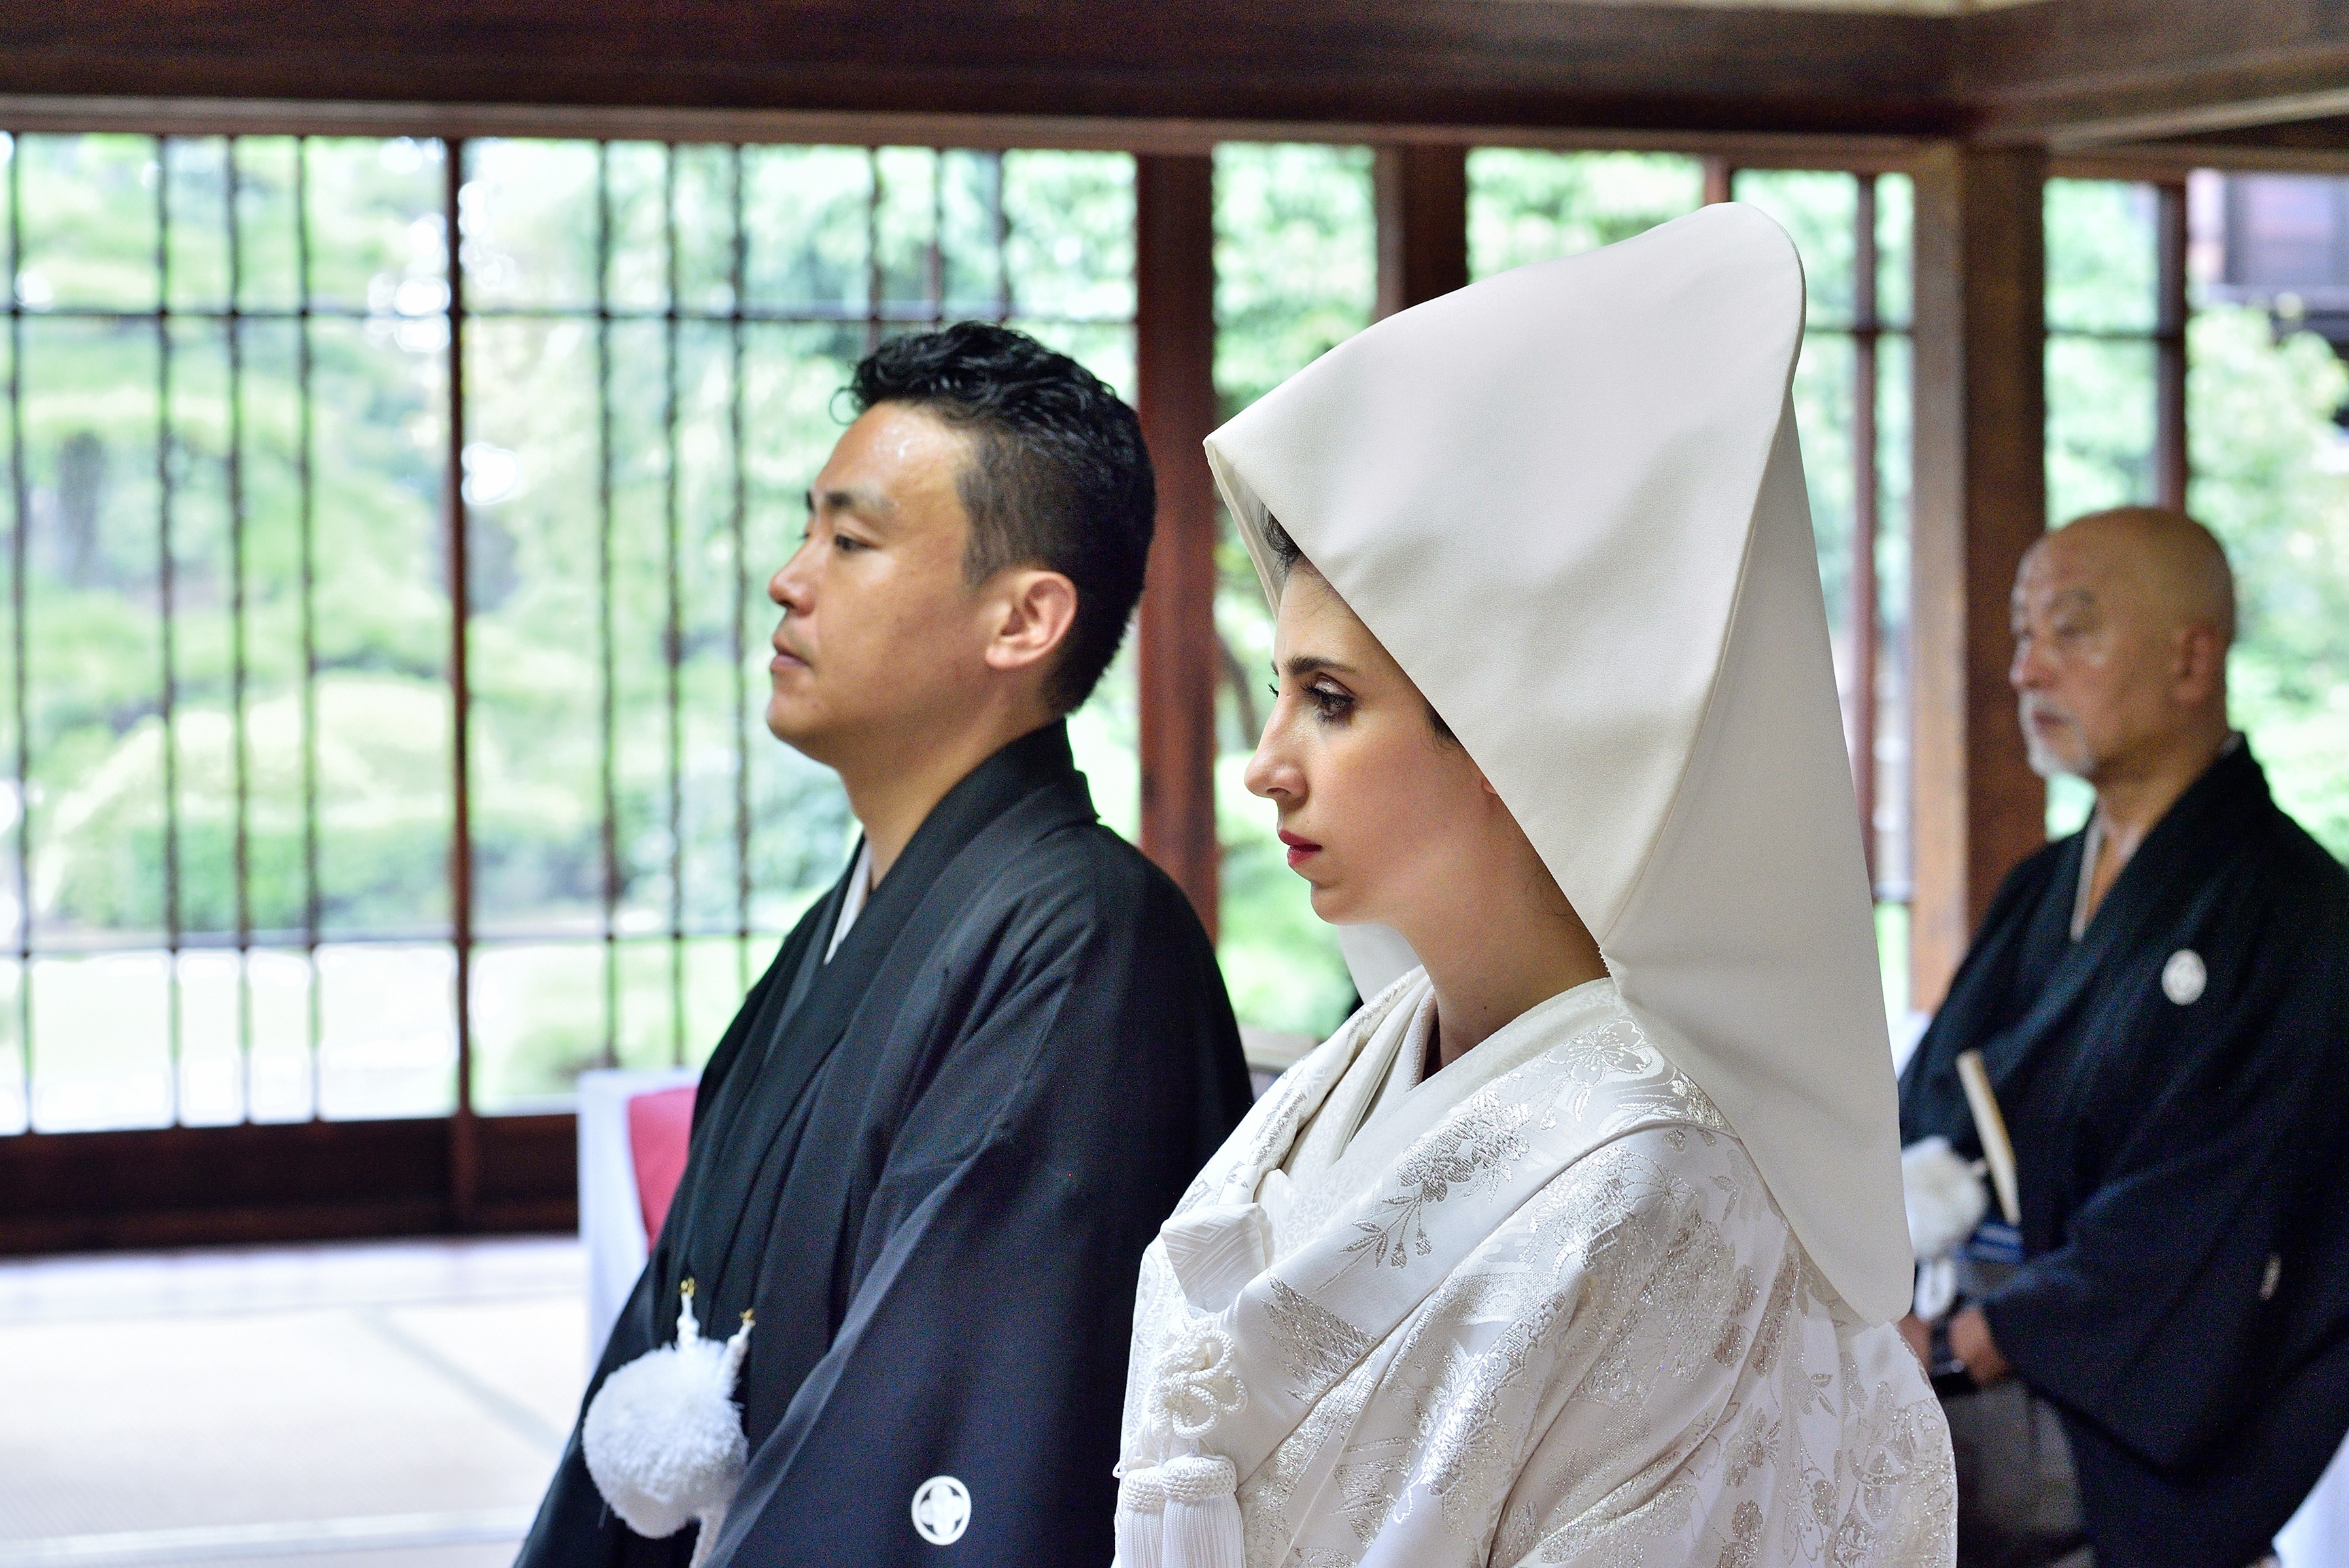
{"left": 517, "top": 323, "right": 1253, "bottom": 1566}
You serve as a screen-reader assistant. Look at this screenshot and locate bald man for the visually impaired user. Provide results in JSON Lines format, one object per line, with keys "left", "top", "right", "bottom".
{"left": 1898, "top": 508, "right": 2349, "bottom": 1568}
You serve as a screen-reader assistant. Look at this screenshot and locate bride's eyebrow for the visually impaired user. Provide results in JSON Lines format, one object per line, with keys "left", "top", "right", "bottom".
{"left": 1282, "top": 655, "right": 1358, "bottom": 679}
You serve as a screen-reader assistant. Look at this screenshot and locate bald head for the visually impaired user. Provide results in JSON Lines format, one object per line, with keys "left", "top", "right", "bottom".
{"left": 2010, "top": 507, "right": 2236, "bottom": 789}
{"left": 2038, "top": 506, "right": 2236, "bottom": 645}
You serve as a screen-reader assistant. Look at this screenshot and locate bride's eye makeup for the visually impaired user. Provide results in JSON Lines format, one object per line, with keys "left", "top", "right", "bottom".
{"left": 1307, "top": 680, "right": 1356, "bottom": 723}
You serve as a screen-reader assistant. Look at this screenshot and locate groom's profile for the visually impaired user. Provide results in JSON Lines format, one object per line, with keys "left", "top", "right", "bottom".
{"left": 517, "top": 322, "right": 1253, "bottom": 1567}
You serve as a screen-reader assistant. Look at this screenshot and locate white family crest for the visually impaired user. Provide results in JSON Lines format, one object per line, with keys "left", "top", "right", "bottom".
{"left": 2163, "top": 949, "right": 2207, "bottom": 1006}
{"left": 910, "top": 1474, "right": 970, "bottom": 1546}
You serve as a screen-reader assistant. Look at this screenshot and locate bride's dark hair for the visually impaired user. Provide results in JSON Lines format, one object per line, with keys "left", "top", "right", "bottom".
{"left": 1260, "top": 511, "right": 1311, "bottom": 584}
{"left": 1260, "top": 511, "right": 1455, "bottom": 743}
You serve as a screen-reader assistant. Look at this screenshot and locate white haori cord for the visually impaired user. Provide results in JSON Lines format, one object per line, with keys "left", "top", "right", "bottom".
{"left": 1115, "top": 1466, "right": 1167, "bottom": 1568}
{"left": 1116, "top": 1313, "right": 1250, "bottom": 1568}
{"left": 1118, "top": 1456, "right": 1243, "bottom": 1568}
{"left": 582, "top": 1278, "right": 755, "bottom": 1568}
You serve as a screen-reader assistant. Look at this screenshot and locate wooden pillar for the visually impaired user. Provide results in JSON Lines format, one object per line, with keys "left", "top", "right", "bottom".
{"left": 1702, "top": 156, "right": 1736, "bottom": 207}
{"left": 2154, "top": 179, "right": 2190, "bottom": 511}
{"left": 1908, "top": 144, "right": 2048, "bottom": 1012}
{"left": 1135, "top": 154, "right": 1221, "bottom": 937}
{"left": 1374, "top": 145, "right": 1468, "bottom": 318}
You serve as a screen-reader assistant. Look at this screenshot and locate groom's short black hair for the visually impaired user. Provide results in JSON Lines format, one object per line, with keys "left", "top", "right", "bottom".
{"left": 849, "top": 322, "right": 1154, "bottom": 713}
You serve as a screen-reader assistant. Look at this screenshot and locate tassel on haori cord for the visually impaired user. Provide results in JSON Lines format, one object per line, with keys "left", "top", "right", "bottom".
{"left": 583, "top": 1278, "right": 757, "bottom": 1568}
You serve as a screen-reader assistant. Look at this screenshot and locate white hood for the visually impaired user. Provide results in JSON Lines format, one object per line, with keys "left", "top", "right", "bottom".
{"left": 1204, "top": 202, "right": 1910, "bottom": 1325}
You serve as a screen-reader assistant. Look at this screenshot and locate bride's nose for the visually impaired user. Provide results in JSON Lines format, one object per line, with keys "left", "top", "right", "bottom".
{"left": 1243, "top": 719, "right": 1303, "bottom": 803}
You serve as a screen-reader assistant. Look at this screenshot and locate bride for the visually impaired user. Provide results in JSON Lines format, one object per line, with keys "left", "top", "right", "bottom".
{"left": 1112, "top": 203, "right": 1954, "bottom": 1568}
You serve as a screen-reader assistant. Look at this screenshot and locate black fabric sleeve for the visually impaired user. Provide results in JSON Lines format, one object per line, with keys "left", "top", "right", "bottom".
{"left": 1980, "top": 913, "right": 2348, "bottom": 1471}
{"left": 1896, "top": 842, "right": 2063, "bottom": 1146}
{"left": 704, "top": 860, "right": 1245, "bottom": 1567}
{"left": 511, "top": 937, "right": 806, "bottom": 1568}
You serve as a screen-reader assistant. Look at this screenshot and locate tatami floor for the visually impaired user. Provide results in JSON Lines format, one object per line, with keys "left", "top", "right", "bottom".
{"left": 0, "top": 1236, "right": 585, "bottom": 1568}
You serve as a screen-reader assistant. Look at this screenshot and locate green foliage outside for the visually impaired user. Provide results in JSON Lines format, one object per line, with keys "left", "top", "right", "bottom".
{"left": 2042, "top": 179, "right": 2349, "bottom": 859}
{"left": 1209, "top": 145, "right": 1378, "bottom": 1040}
{"left": 8, "top": 135, "right": 1139, "bottom": 1119}
{"left": 2187, "top": 308, "right": 2349, "bottom": 857}
{"left": 10, "top": 136, "right": 2343, "bottom": 1128}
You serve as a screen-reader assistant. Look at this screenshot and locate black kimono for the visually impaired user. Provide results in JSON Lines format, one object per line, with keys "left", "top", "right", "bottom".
{"left": 1900, "top": 741, "right": 2349, "bottom": 1568}
{"left": 517, "top": 721, "right": 1253, "bottom": 1567}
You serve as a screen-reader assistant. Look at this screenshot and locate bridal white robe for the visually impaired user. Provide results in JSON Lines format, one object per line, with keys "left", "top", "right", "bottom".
{"left": 1116, "top": 974, "right": 1955, "bottom": 1568}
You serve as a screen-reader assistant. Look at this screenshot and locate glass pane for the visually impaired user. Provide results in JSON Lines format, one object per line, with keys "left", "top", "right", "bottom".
{"left": 462, "top": 139, "right": 602, "bottom": 313}
{"left": 674, "top": 319, "right": 755, "bottom": 933}
{"left": 165, "top": 137, "right": 233, "bottom": 315}
{"left": 673, "top": 143, "right": 740, "bottom": 316}
{"left": 740, "top": 322, "right": 858, "bottom": 932}
{"left": 308, "top": 314, "right": 450, "bottom": 938}
{"left": 941, "top": 149, "right": 1010, "bottom": 318}
{"left": 317, "top": 940, "right": 455, "bottom": 1118}
{"left": 614, "top": 934, "right": 685, "bottom": 1069}
{"left": 1210, "top": 143, "right": 1376, "bottom": 1041}
{"left": 1875, "top": 333, "right": 1914, "bottom": 902}
{"left": 742, "top": 145, "right": 872, "bottom": 314}
{"left": 0, "top": 961, "right": 24, "bottom": 1134}
{"left": 24, "top": 316, "right": 166, "bottom": 949}
{"left": 16, "top": 133, "right": 161, "bottom": 313}
{"left": 1003, "top": 151, "right": 1135, "bottom": 324}
{"left": 2186, "top": 303, "right": 2349, "bottom": 862}
{"left": 245, "top": 946, "right": 315, "bottom": 1123}
{"left": 2047, "top": 179, "right": 2158, "bottom": 334}
{"left": 1877, "top": 173, "right": 1914, "bottom": 330}
{"left": 608, "top": 315, "right": 677, "bottom": 932}
{"left": 175, "top": 949, "right": 245, "bottom": 1125}
{"left": 1067, "top": 643, "right": 1140, "bottom": 845}
{"left": 302, "top": 137, "right": 447, "bottom": 322}
{"left": 1792, "top": 332, "right": 1858, "bottom": 647}
{"left": 2048, "top": 335, "right": 2157, "bottom": 525}
{"left": 464, "top": 315, "right": 606, "bottom": 940}
{"left": 1212, "top": 144, "right": 1374, "bottom": 415}
{"left": 604, "top": 143, "right": 671, "bottom": 316}
{"left": 874, "top": 146, "right": 940, "bottom": 322}
{"left": 164, "top": 316, "right": 238, "bottom": 941}
{"left": 1466, "top": 149, "right": 1702, "bottom": 281}
{"left": 231, "top": 316, "right": 316, "bottom": 941}
{"left": 233, "top": 137, "right": 303, "bottom": 315}
{"left": 1734, "top": 168, "right": 1857, "bottom": 329}
{"left": 0, "top": 313, "right": 14, "bottom": 957}
{"left": 1012, "top": 318, "right": 1135, "bottom": 403}
{"left": 30, "top": 951, "right": 171, "bottom": 1131}
{"left": 472, "top": 940, "right": 608, "bottom": 1112}
{"left": 681, "top": 935, "right": 753, "bottom": 1066}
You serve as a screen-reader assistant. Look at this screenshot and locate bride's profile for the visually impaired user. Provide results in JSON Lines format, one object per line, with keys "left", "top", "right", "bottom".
{"left": 1112, "top": 203, "right": 1955, "bottom": 1568}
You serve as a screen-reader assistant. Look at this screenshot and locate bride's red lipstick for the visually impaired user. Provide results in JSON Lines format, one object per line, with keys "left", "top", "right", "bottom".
{"left": 1278, "top": 829, "right": 1321, "bottom": 869}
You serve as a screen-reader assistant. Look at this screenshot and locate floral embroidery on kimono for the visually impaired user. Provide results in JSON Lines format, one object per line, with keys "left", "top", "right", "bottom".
{"left": 1116, "top": 973, "right": 1955, "bottom": 1568}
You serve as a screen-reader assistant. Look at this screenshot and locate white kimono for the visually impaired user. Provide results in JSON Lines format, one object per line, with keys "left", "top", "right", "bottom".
{"left": 1116, "top": 973, "right": 1955, "bottom": 1568}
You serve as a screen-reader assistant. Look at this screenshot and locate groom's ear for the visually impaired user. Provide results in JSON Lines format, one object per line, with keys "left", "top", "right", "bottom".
{"left": 980, "top": 568, "right": 1080, "bottom": 680}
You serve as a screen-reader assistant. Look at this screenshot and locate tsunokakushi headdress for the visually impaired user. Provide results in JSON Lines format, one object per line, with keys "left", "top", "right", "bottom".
{"left": 1204, "top": 201, "right": 1912, "bottom": 1324}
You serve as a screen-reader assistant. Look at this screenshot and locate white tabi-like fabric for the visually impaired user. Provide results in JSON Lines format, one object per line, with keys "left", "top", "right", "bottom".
{"left": 1114, "top": 972, "right": 1954, "bottom": 1568}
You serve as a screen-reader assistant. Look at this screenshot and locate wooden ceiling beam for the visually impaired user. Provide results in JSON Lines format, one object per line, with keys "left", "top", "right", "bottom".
{"left": 0, "top": 1, "right": 1959, "bottom": 138}
{"left": 1961, "top": 0, "right": 2349, "bottom": 148}
{"left": 0, "top": 0, "right": 2342, "bottom": 156}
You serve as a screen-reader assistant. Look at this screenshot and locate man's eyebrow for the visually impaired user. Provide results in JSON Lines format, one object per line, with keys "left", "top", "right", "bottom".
{"left": 2014, "top": 585, "right": 2097, "bottom": 615}
{"left": 807, "top": 485, "right": 894, "bottom": 518}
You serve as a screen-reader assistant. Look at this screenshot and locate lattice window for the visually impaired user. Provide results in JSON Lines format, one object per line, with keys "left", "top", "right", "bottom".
{"left": 0, "top": 132, "right": 1135, "bottom": 1134}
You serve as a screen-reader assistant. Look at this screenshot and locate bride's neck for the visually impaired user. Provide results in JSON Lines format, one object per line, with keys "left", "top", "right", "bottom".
{"left": 1399, "top": 874, "right": 1606, "bottom": 1072}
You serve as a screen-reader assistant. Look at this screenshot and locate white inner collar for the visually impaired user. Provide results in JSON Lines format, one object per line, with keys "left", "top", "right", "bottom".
{"left": 824, "top": 842, "right": 874, "bottom": 964}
